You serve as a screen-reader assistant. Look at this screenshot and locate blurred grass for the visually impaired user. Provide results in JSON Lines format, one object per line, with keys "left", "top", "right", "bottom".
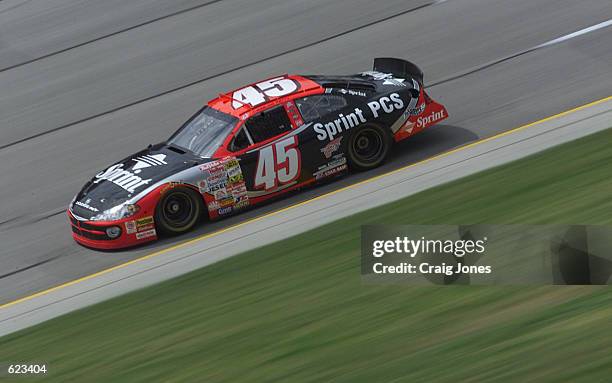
{"left": 2, "top": 128, "right": 612, "bottom": 382}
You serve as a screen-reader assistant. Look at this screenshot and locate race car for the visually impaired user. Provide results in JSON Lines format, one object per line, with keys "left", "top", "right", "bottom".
{"left": 68, "top": 58, "right": 448, "bottom": 249}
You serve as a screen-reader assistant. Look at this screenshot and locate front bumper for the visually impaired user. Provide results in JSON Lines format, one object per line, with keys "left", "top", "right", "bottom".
{"left": 68, "top": 209, "right": 158, "bottom": 250}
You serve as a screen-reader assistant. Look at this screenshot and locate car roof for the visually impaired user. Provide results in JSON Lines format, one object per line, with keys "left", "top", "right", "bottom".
{"left": 207, "top": 74, "right": 324, "bottom": 119}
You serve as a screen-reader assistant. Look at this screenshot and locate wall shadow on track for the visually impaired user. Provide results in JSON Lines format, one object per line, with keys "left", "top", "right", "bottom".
{"left": 123, "top": 124, "right": 478, "bottom": 255}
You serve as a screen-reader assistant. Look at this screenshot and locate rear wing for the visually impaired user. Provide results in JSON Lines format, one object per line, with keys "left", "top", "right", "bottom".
{"left": 373, "top": 58, "right": 423, "bottom": 85}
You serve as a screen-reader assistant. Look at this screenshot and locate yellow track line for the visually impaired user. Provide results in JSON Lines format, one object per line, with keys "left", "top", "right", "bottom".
{"left": 2, "top": 94, "right": 611, "bottom": 311}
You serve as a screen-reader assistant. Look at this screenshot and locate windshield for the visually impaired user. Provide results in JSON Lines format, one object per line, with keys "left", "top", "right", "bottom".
{"left": 168, "top": 107, "right": 237, "bottom": 157}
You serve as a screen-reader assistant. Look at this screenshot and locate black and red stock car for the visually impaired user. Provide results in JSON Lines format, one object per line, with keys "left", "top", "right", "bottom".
{"left": 68, "top": 58, "right": 448, "bottom": 249}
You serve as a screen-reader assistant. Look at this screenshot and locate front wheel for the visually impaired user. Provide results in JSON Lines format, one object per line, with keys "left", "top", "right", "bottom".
{"left": 155, "top": 187, "right": 203, "bottom": 236}
{"left": 347, "top": 124, "right": 392, "bottom": 171}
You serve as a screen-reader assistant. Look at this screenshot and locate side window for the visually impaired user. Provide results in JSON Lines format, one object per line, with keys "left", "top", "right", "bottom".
{"left": 230, "top": 127, "right": 251, "bottom": 152}
{"left": 295, "top": 95, "right": 348, "bottom": 122}
{"left": 244, "top": 105, "right": 292, "bottom": 144}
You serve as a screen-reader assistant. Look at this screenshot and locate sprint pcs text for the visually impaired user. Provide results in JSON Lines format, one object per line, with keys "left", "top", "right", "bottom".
{"left": 372, "top": 236, "right": 487, "bottom": 258}
{"left": 314, "top": 93, "right": 404, "bottom": 141}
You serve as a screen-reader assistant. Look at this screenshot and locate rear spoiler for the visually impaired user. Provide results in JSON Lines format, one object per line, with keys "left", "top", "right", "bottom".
{"left": 373, "top": 58, "right": 424, "bottom": 85}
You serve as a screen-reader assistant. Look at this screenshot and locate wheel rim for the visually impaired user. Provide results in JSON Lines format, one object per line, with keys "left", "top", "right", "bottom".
{"left": 351, "top": 127, "right": 384, "bottom": 165}
{"left": 161, "top": 191, "right": 195, "bottom": 229}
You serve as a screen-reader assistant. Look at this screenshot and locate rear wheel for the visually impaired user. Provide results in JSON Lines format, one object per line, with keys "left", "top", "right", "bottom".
{"left": 155, "top": 187, "right": 203, "bottom": 236}
{"left": 347, "top": 124, "right": 392, "bottom": 171}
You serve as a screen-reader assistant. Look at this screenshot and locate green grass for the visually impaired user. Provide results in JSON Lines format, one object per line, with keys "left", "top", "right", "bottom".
{"left": 2, "top": 129, "right": 612, "bottom": 382}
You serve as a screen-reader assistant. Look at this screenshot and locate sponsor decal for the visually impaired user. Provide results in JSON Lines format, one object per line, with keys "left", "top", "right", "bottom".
{"left": 234, "top": 203, "right": 249, "bottom": 210}
{"left": 94, "top": 164, "right": 152, "bottom": 193}
{"left": 338, "top": 89, "right": 367, "bottom": 97}
{"left": 314, "top": 93, "right": 404, "bottom": 141}
{"left": 361, "top": 71, "right": 406, "bottom": 86}
{"left": 214, "top": 189, "right": 229, "bottom": 200}
{"left": 227, "top": 164, "right": 241, "bottom": 175}
{"left": 321, "top": 137, "right": 343, "bottom": 159}
{"left": 408, "top": 103, "right": 426, "bottom": 116}
{"left": 285, "top": 101, "right": 304, "bottom": 126}
{"left": 200, "top": 161, "right": 223, "bottom": 171}
{"left": 125, "top": 216, "right": 154, "bottom": 234}
{"left": 136, "top": 228, "right": 156, "bottom": 240}
{"left": 314, "top": 163, "right": 348, "bottom": 180}
{"left": 367, "top": 93, "right": 405, "bottom": 119}
{"left": 383, "top": 78, "right": 405, "bottom": 87}
{"left": 75, "top": 200, "right": 99, "bottom": 212}
{"left": 197, "top": 180, "right": 207, "bottom": 194}
{"left": 200, "top": 157, "right": 250, "bottom": 214}
{"left": 218, "top": 206, "right": 233, "bottom": 215}
{"left": 224, "top": 159, "right": 239, "bottom": 169}
{"left": 159, "top": 182, "right": 181, "bottom": 194}
{"left": 131, "top": 154, "right": 167, "bottom": 170}
{"left": 208, "top": 181, "right": 227, "bottom": 192}
{"left": 138, "top": 224, "right": 155, "bottom": 232}
{"left": 205, "top": 172, "right": 227, "bottom": 185}
{"left": 416, "top": 109, "right": 447, "bottom": 129}
{"left": 234, "top": 198, "right": 250, "bottom": 209}
{"left": 313, "top": 108, "right": 366, "bottom": 142}
{"left": 327, "top": 156, "right": 347, "bottom": 168}
{"left": 125, "top": 220, "right": 137, "bottom": 234}
{"left": 228, "top": 173, "right": 244, "bottom": 184}
{"left": 219, "top": 197, "right": 234, "bottom": 207}
{"left": 136, "top": 216, "right": 154, "bottom": 228}
{"left": 400, "top": 121, "right": 416, "bottom": 135}
{"left": 314, "top": 156, "right": 347, "bottom": 180}
{"left": 227, "top": 182, "right": 247, "bottom": 193}
{"left": 198, "top": 178, "right": 227, "bottom": 195}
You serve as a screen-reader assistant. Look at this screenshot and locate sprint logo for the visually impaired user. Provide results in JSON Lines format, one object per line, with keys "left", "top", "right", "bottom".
{"left": 132, "top": 154, "right": 167, "bottom": 170}
{"left": 94, "top": 164, "right": 151, "bottom": 193}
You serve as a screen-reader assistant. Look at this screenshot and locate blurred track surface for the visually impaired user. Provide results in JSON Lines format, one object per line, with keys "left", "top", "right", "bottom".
{"left": 0, "top": 0, "right": 611, "bottom": 303}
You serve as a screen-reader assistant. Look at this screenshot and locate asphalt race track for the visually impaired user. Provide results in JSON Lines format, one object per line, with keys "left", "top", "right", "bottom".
{"left": 0, "top": 0, "right": 611, "bottom": 304}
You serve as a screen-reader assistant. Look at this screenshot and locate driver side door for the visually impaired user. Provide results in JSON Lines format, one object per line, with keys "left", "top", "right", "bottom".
{"left": 230, "top": 104, "right": 304, "bottom": 204}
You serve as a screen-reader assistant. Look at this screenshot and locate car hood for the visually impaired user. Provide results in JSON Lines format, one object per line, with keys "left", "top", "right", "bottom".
{"left": 71, "top": 144, "right": 204, "bottom": 219}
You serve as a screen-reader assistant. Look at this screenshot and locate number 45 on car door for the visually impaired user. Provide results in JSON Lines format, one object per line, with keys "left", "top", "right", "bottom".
{"left": 254, "top": 136, "right": 301, "bottom": 191}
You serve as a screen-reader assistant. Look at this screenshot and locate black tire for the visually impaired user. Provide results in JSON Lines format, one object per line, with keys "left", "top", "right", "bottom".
{"left": 347, "top": 124, "right": 392, "bottom": 171}
{"left": 155, "top": 187, "right": 203, "bottom": 236}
